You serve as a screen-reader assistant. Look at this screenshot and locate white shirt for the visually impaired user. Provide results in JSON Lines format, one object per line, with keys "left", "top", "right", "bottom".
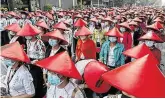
{"left": 4, "top": 65, "right": 35, "bottom": 96}
{"left": 47, "top": 82, "right": 84, "bottom": 98}
{"left": 107, "top": 46, "right": 116, "bottom": 66}
{"left": 0, "top": 59, "right": 7, "bottom": 88}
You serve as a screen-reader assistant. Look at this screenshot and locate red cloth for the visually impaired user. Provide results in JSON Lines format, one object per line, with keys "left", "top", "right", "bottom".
{"left": 76, "top": 39, "right": 96, "bottom": 60}
{"left": 119, "top": 32, "right": 132, "bottom": 50}
{"left": 151, "top": 47, "right": 161, "bottom": 65}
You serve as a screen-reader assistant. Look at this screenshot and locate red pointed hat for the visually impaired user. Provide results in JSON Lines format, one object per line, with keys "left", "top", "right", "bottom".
{"left": 4, "top": 23, "right": 21, "bottom": 33}
{"left": 103, "top": 16, "right": 114, "bottom": 23}
{"left": 45, "top": 12, "right": 53, "bottom": 20}
{"left": 35, "top": 51, "right": 82, "bottom": 80}
{"left": 42, "top": 30, "right": 68, "bottom": 45}
{"left": 74, "top": 14, "right": 82, "bottom": 18}
{"left": 74, "top": 18, "right": 87, "bottom": 27}
{"left": 119, "top": 22, "right": 132, "bottom": 30}
{"left": 105, "top": 27, "right": 124, "bottom": 38}
{"left": 154, "top": 22, "right": 164, "bottom": 29}
{"left": 146, "top": 24, "right": 160, "bottom": 32}
{"left": 116, "top": 15, "right": 122, "bottom": 20}
{"left": 123, "top": 43, "right": 157, "bottom": 60}
{"left": 90, "top": 17, "right": 98, "bottom": 23}
{"left": 75, "top": 26, "right": 92, "bottom": 36}
{"left": 36, "top": 20, "right": 49, "bottom": 29}
{"left": 84, "top": 61, "right": 111, "bottom": 93}
{"left": 53, "top": 22, "right": 68, "bottom": 30}
{"left": 0, "top": 42, "right": 30, "bottom": 63}
{"left": 102, "top": 54, "right": 165, "bottom": 98}
{"left": 133, "top": 17, "right": 142, "bottom": 22}
{"left": 153, "top": 17, "right": 163, "bottom": 23}
{"left": 129, "top": 21, "right": 138, "bottom": 26}
{"left": 8, "top": 11, "right": 17, "bottom": 17}
{"left": 139, "top": 31, "right": 163, "bottom": 43}
{"left": 17, "top": 23, "right": 41, "bottom": 36}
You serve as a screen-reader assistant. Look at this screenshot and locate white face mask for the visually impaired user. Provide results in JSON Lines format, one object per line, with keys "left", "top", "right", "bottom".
{"left": 25, "top": 36, "right": 32, "bottom": 40}
{"left": 80, "top": 36, "right": 87, "bottom": 40}
{"left": 120, "top": 27, "right": 126, "bottom": 32}
{"left": 4, "top": 58, "right": 16, "bottom": 67}
{"left": 145, "top": 40, "right": 155, "bottom": 47}
{"left": 109, "top": 37, "right": 117, "bottom": 42}
{"left": 48, "top": 39, "right": 58, "bottom": 47}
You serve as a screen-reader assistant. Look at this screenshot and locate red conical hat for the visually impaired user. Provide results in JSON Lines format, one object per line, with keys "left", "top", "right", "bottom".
{"left": 8, "top": 11, "right": 17, "bottom": 17}
{"left": 35, "top": 51, "right": 82, "bottom": 80}
{"left": 58, "top": 12, "right": 64, "bottom": 17}
{"left": 49, "top": 10, "right": 55, "bottom": 14}
{"left": 74, "top": 14, "right": 82, "bottom": 18}
{"left": 102, "top": 54, "right": 165, "bottom": 98}
{"left": 45, "top": 12, "right": 53, "bottom": 20}
{"left": 42, "top": 30, "right": 68, "bottom": 45}
{"left": 0, "top": 42, "right": 30, "bottom": 63}
{"left": 133, "top": 17, "right": 142, "bottom": 22}
{"left": 74, "top": 18, "right": 87, "bottom": 27}
{"left": 154, "top": 22, "right": 164, "bottom": 29}
{"left": 139, "top": 31, "right": 163, "bottom": 43}
{"left": 36, "top": 20, "right": 49, "bottom": 29}
{"left": 90, "top": 17, "right": 98, "bottom": 23}
{"left": 129, "top": 21, "right": 138, "bottom": 26}
{"left": 17, "top": 23, "right": 41, "bottom": 36}
{"left": 103, "top": 16, "right": 114, "bottom": 23}
{"left": 5, "top": 23, "right": 21, "bottom": 33}
{"left": 119, "top": 22, "right": 132, "bottom": 30}
{"left": 122, "top": 43, "right": 158, "bottom": 64}
{"left": 75, "top": 26, "right": 92, "bottom": 36}
{"left": 53, "top": 22, "right": 68, "bottom": 30}
{"left": 84, "top": 61, "right": 111, "bottom": 93}
{"left": 146, "top": 24, "right": 160, "bottom": 32}
{"left": 105, "top": 27, "right": 124, "bottom": 38}
{"left": 116, "top": 15, "right": 122, "bottom": 20}
{"left": 153, "top": 17, "right": 163, "bottom": 23}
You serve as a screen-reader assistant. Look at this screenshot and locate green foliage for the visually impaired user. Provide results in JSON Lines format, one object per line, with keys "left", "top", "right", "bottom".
{"left": 43, "top": 4, "right": 52, "bottom": 11}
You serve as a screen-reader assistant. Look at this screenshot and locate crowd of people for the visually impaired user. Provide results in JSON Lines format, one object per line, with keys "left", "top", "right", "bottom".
{"left": 0, "top": 5, "right": 165, "bottom": 98}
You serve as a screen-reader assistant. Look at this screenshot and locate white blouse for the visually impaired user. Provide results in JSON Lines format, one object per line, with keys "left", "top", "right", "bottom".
{"left": 47, "top": 82, "right": 84, "bottom": 98}
{"left": 4, "top": 65, "right": 35, "bottom": 97}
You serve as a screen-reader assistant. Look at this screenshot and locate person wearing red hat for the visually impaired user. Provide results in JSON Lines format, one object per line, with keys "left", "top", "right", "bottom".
{"left": 35, "top": 51, "right": 85, "bottom": 98}
{"left": 100, "top": 27, "right": 125, "bottom": 69}
{"left": 118, "top": 22, "right": 132, "bottom": 63}
{"left": 19, "top": 11, "right": 32, "bottom": 27}
{"left": 75, "top": 26, "right": 96, "bottom": 62}
{"left": 7, "top": 11, "right": 17, "bottom": 26}
{"left": 17, "top": 23, "right": 46, "bottom": 98}
{"left": 0, "top": 42, "right": 35, "bottom": 98}
{"left": 139, "top": 31, "right": 163, "bottom": 65}
{"left": 101, "top": 54, "right": 165, "bottom": 98}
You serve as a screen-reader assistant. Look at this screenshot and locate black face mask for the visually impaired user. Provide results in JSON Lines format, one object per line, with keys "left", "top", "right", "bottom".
{"left": 121, "top": 93, "right": 131, "bottom": 98}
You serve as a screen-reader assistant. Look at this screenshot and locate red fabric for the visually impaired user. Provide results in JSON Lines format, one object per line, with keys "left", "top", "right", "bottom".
{"left": 119, "top": 32, "right": 132, "bottom": 50}
{"left": 76, "top": 39, "right": 96, "bottom": 60}
{"left": 150, "top": 47, "right": 161, "bottom": 65}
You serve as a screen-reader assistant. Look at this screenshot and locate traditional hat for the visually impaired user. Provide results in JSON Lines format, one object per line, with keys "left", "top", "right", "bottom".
{"left": 139, "top": 31, "right": 163, "bottom": 43}
{"left": 123, "top": 43, "right": 156, "bottom": 60}
{"left": 146, "top": 24, "right": 160, "bottom": 32}
{"left": 90, "top": 17, "right": 98, "bottom": 23}
{"left": 58, "top": 12, "right": 64, "bottom": 17}
{"left": 116, "top": 15, "right": 122, "bottom": 20}
{"left": 105, "top": 27, "right": 123, "bottom": 38}
{"left": 103, "top": 16, "right": 114, "bottom": 23}
{"left": 5, "top": 23, "right": 21, "bottom": 33}
{"left": 84, "top": 61, "right": 111, "bottom": 93}
{"left": 35, "top": 51, "right": 82, "bottom": 80}
{"left": 53, "top": 22, "right": 68, "bottom": 30}
{"left": 63, "top": 20, "right": 71, "bottom": 26}
{"left": 154, "top": 22, "right": 164, "bottom": 29}
{"left": 75, "top": 26, "right": 92, "bottom": 36}
{"left": 129, "top": 21, "right": 138, "bottom": 26}
{"left": 74, "top": 14, "right": 82, "bottom": 18}
{"left": 102, "top": 54, "right": 165, "bottom": 98}
{"left": 45, "top": 12, "right": 53, "bottom": 20}
{"left": 153, "top": 17, "right": 163, "bottom": 23}
{"left": 133, "top": 17, "right": 142, "bottom": 23}
{"left": 0, "top": 42, "right": 30, "bottom": 63}
{"left": 42, "top": 30, "right": 68, "bottom": 45}
{"left": 36, "top": 20, "right": 49, "bottom": 29}
{"left": 8, "top": 11, "right": 17, "bottom": 17}
{"left": 49, "top": 10, "right": 55, "bottom": 15}
{"left": 74, "top": 18, "right": 87, "bottom": 27}
{"left": 17, "top": 23, "right": 41, "bottom": 36}
{"left": 119, "top": 22, "right": 132, "bottom": 30}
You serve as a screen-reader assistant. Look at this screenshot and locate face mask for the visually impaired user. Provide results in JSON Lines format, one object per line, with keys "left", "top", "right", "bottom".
{"left": 4, "top": 59, "right": 16, "bottom": 67}
{"left": 25, "top": 36, "right": 32, "bottom": 40}
{"left": 22, "top": 15, "right": 26, "bottom": 19}
{"left": 120, "top": 27, "right": 126, "bottom": 32}
{"left": 49, "top": 39, "right": 58, "bottom": 47}
{"left": 48, "top": 74, "right": 61, "bottom": 85}
{"left": 105, "top": 22, "right": 109, "bottom": 25}
{"left": 9, "top": 31, "right": 15, "bottom": 36}
{"left": 145, "top": 40, "right": 155, "bottom": 47}
{"left": 98, "top": 20, "right": 101, "bottom": 23}
{"left": 109, "top": 37, "right": 117, "bottom": 42}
